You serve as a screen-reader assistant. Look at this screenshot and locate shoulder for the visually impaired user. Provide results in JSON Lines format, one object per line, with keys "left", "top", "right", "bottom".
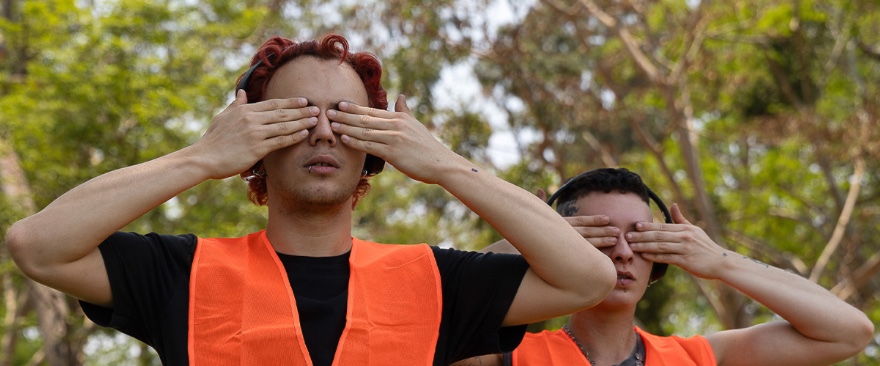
{"left": 101, "top": 231, "right": 197, "bottom": 263}
{"left": 637, "top": 328, "right": 716, "bottom": 364}
{"left": 430, "top": 246, "right": 527, "bottom": 267}
{"left": 519, "top": 329, "right": 570, "bottom": 348}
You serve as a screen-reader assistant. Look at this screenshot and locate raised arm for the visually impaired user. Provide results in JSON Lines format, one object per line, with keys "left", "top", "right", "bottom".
{"left": 5, "top": 91, "right": 319, "bottom": 307}
{"left": 627, "top": 204, "right": 874, "bottom": 366}
{"left": 328, "top": 95, "right": 616, "bottom": 326}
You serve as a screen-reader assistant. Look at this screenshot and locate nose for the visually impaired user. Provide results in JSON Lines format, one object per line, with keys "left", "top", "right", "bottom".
{"left": 608, "top": 232, "right": 634, "bottom": 263}
{"left": 309, "top": 109, "right": 337, "bottom": 147}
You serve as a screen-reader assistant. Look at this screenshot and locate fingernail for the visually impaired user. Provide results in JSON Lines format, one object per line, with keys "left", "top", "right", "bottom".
{"left": 309, "top": 106, "right": 319, "bottom": 114}
{"left": 308, "top": 117, "right": 318, "bottom": 124}
{"left": 626, "top": 233, "right": 633, "bottom": 240}
{"left": 331, "top": 122, "right": 340, "bottom": 129}
{"left": 341, "top": 135, "right": 350, "bottom": 142}
{"left": 338, "top": 102, "right": 348, "bottom": 109}
{"left": 327, "top": 109, "right": 336, "bottom": 117}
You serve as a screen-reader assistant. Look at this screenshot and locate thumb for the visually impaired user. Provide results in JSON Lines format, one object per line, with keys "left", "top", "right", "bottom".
{"left": 536, "top": 188, "right": 547, "bottom": 201}
{"left": 223, "top": 89, "right": 248, "bottom": 112}
{"left": 394, "top": 94, "right": 412, "bottom": 115}
{"left": 671, "top": 203, "right": 691, "bottom": 225}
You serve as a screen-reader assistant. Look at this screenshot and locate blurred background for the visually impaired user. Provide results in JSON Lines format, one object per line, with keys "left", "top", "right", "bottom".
{"left": 0, "top": 0, "right": 878, "bottom": 364}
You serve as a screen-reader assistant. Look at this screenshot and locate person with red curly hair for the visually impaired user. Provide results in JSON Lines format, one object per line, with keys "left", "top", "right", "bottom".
{"left": 7, "top": 34, "right": 616, "bottom": 365}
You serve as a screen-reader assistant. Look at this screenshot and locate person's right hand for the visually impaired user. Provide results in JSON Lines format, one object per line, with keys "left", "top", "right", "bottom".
{"left": 536, "top": 188, "right": 620, "bottom": 248}
{"left": 192, "top": 90, "right": 320, "bottom": 179}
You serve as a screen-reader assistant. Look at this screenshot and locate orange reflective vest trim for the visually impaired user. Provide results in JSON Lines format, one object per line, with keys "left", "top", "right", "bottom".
{"left": 511, "top": 327, "right": 716, "bottom": 366}
{"left": 188, "top": 230, "right": 443, "bottom": 366}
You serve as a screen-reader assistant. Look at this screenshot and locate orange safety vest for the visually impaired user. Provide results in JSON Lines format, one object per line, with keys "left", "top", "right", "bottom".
{"left": 188, "top": 230, "right": 443, "bottom": 366}
{"left": 511, "top": 327, "right": 716, "bottom": 366}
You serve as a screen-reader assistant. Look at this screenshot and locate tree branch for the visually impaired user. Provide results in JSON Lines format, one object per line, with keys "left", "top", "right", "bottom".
{"left": 809, "top": 157, "right": 864, "bottom": 282}
{"left": 575, "top": 0, "right": 663, "bottom": 84}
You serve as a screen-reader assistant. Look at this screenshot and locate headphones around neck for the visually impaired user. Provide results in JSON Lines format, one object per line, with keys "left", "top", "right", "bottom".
{"left": 235, "top": 56, "right": 386, "bottom": 175}
{"left": 545, "top": 169, "right": 672, "bottom": 282}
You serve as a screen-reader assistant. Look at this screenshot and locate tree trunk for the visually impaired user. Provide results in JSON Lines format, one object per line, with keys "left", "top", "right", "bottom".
{"left": 0, "top": 137, "right": 82, "bottom": 365}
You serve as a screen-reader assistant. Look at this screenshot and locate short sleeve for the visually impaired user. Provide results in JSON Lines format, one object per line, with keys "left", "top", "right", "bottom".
{"left": 79, "top": 232, "right": 196, "bottom": 346}
{"left": 431, "top": 246, "right": 530, "bottom": 364}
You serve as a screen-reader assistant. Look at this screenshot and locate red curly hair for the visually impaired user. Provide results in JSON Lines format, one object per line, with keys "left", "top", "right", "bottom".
{"left": 236, "top": 34, "right": 387, "bottom": 208}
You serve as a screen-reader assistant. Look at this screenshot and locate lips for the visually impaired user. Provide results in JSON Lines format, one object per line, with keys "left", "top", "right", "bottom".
{"left": 304, "top": 155, "right": 340, "bottom": 169}
{"left": 615, "top": 270, "right": 637, "bottom": 287}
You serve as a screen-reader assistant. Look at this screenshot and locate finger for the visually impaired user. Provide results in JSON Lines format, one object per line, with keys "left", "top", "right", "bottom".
{"left": 331, "top": 121, "right": 394, "bottom": 145}
{"left": 395, "top": 94, "right": 413, "bottom": 116}
{"left": 626, "top": 230, "right": 677, "bottom": 244}
{"left": 628, "top": 241, "right": 680, "bottom": 255}
{"left": 248, "top": 97, "right": 309, "bottom": 113}
{"left": 536, "top": 188, "right": 547, "bottom": 201}
{"left": 335, "top": 101, "right": 396, "bottom": 123}
{"left": 339, "top": 134, "right": 388, "bottom": 157}
{"left": 574, "top": 225, "right": 619, "bottom": 237}
{"left": 584, "top": 237, "right": 616, "bottom": 249}
{"left": 259, "top": 118, "right": 318, "bottom": 140}
{"left": 328, "top": 108, "right": 394, "bottom": 131}
{"left": 578, "top": 232, "right": 618, "bottom": 248}
{"left": 260, "top": 129, "right": 311, "bottom": 152}
{"left": 634, "top": 221, "right": 687, "bottom": 233}
{"left": 671, "top": 203, "right": 691, "bottom": 225}
{"left": 221, "top": 89, "right": 248, "bottom": 113}
{"left": 567, "top": 215, "right": 611, "bottom": 227}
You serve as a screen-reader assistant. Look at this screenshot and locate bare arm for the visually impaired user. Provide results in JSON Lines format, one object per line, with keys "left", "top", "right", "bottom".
{"left": 627, "top": 204, "right": 874, "bottom": 366}
{"left": 329, "top": 95, "right": 616, "bottom": 326}
{"left": 5, "top": 91, "right": 319, "bottom": 307}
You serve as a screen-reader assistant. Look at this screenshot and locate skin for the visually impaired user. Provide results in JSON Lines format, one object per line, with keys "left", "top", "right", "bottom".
{"left": 455, "top": 191, "right": 874, "bottom": 366}
{"left": 6, "top": 56, "right": 616, "bottom": 329}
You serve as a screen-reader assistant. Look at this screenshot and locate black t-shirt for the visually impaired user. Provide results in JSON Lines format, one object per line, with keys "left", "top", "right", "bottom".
{"left": 80, "top": 232, "right": 530, "bottom": 366}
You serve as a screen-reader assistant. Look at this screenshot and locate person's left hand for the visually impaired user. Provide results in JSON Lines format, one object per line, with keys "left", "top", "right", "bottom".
{"left": 626, "top": 203, "right": 729, "bottom": 279}
{"left": 328, "top": 94, "right": 459, "bottom": 184}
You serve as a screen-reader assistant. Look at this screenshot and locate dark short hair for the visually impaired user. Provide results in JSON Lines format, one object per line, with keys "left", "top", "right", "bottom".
{"left": 553, "top": 168, "right": 650, "bottom": 216}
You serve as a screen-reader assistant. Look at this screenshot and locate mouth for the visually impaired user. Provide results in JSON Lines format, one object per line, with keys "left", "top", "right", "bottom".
{"left": 304, "top": 155, "right": 340, "bottom": 173}
{"left": 616, "top": 271, "right": 635, "bottom": 286}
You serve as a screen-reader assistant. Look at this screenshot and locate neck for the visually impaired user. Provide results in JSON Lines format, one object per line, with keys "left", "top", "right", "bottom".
{"left": 568, "top": 310, "right": 639, "bottom": 365}
{"left": 265, "top": 199, "right": 354, "bottom": 257}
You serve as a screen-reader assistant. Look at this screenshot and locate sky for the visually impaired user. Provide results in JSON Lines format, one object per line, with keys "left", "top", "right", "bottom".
{"left": 431, "top": 0, "right": 537, "bottom": 169}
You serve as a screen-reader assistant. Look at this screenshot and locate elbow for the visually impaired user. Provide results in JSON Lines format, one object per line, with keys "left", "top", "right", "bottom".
{"left": 578, "top": 255, "right": 617, "bottom": 308}
{"left": 848, "top": 314, "right": 875, "bottom": 354}
{"left": 830, "top": 311, "right": 876, "bottom": 361}
{"left": 5, "top": 220, "right": 45, "bottom": 280}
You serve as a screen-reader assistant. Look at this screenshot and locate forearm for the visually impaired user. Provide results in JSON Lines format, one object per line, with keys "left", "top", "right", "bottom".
{"left": 717, "top": 252, "right": 873, "bottom": 346}
{"left": 437, "top": 160, "right": 615, "bottom": 303}
{"left": 7, "top": 146, "right": 211, "bottom": 270}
